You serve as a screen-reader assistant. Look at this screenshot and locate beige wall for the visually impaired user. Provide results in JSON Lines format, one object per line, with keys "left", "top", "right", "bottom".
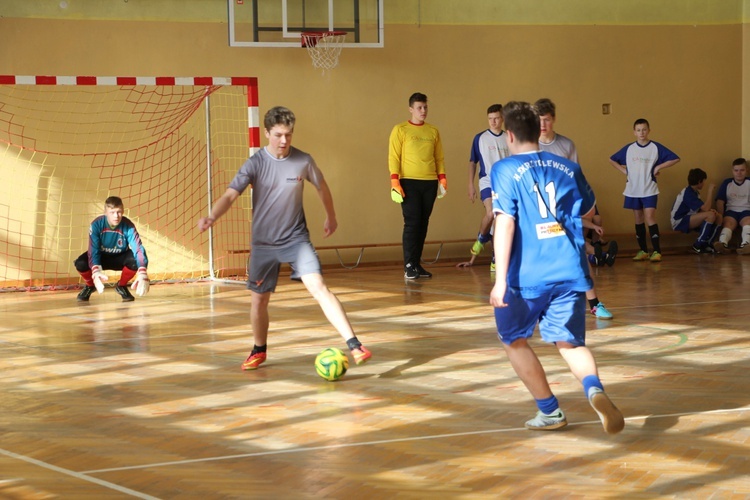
{"left": 0, "top": 10, "right": 743, "bottom": 264}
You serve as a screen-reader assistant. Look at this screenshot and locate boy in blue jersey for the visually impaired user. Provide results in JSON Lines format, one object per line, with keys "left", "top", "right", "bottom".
{"left": 609, "top": 119, "right": 680, "bottom": 262}
{"left": 74, "top": 196, "right": 150, "bottom": 302}
{"left": 489, "top": 101, "right": 624, "bottom": 434}
{"left": 456, "top": 104, "right": 509, "bottom": 269}
{"left": 713, "top": 158, "right": 750, "bottom": 254}
{"left": 197, "top": 106, "right": 372, "bottom": 371}
{"left": 670, "top": 168, "right": 721, "bottom": 254}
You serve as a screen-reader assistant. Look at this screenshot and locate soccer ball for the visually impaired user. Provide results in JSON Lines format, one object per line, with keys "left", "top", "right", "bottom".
{"left": 314, "top": 347, "right": 349, "bottom": 381}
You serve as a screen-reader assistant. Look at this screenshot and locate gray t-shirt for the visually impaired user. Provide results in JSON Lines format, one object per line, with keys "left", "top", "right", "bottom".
{"left": 538, "top": 133, "right": 578, "bottom": 163}
{"left": 229, "top": 146, "right": 324, "bottom": 247}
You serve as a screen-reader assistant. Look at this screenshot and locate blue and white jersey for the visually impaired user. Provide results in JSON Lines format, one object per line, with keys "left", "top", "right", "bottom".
{"left": 538, "top": 133, "right": 577, "bottom": 163}
{"left": 610, "top": 141, "right": 679, "bottom": 198}
{"left": 715, "top": 178, "right": 750, "bottom": 212}
{"left": 491, "top": 151, "right": 595, "bottom": 297}
{"left": 88, "top": 215, "right": 148, "bottom": 269}
{"left": 470, "top": 129, "right": 509, "bottom": 180}
{"left": 670, "top": 186, "right": 703, "bottom": 229}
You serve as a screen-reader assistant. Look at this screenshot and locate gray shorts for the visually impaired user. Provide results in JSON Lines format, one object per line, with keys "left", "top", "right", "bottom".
{"left": 247, "top": 240, "right": 321, "bottom": 293}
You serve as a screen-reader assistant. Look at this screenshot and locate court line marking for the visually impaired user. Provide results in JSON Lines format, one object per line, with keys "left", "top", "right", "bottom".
{"left": 81, "top": 406, "right": 748, "bottom": 474}
{"left": 0, "top": 447, "right": 158, "bottom": 499}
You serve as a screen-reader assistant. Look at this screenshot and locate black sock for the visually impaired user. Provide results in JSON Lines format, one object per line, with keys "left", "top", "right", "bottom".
{"left": 588, "top": 298, "right": 598, "bottom": 309}
{"left": 251, "top": 344, "right": 267, "bottom": 355}
{"left": 649, "top": 224, "right": 661, "bottom": 253}
{"left": 346, "top": 337, "right": 362, "bottom": 351}
{"left": 635, "top": 223, "right": 647, "bottom": 252}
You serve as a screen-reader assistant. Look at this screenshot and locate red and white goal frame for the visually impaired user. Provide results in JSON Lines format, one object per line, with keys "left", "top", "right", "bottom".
{"left": 0, "top": 75, "right": 260, "bottom": 291}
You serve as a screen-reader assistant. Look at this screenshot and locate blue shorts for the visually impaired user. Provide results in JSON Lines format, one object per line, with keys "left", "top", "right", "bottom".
{"left": 494, "top": 288, "right": 587, "bottom": 346}
{"left": 624, "top": 195, "right": 658, "bottom": 210}
{"left": 247, "top": 240, "right": 321, "bottom": 293}
{"left": 672, "top": 216, "right": 691, "bottom": 233}
{"left": 724, "top": 209, "right": 750, "bottom": 223}
{"left": 480, "top": 187, "right": 492, "bottom": 202}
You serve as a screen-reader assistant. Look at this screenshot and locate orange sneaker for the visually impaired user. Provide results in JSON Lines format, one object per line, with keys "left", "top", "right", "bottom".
{"left": 241, "top": 351, "right": 267, "bottom": 370}
{"left": 351, "top": 346, "right": 372, "bottom": 365}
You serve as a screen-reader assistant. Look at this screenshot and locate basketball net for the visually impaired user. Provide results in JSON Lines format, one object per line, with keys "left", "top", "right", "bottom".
{"left": 301, "top": 31, "right": 346, "bottom": 72}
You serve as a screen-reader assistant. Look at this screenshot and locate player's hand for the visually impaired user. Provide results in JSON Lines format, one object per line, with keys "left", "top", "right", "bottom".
{"left": 390, "top": 178, "right": 405, "bottom": 203}
{"left": 130, "top": 267, "right": 150, "bottom": 296}
{"left": 323, "top": 217, "right": 337, "bottom": 238}
{"left": 197, "top": 217, "right": 215, "bottom": 232}
{"left": 439, "top": 175, "right": 448, "bottom": 192}
{"left": 489, "top": 283, "right": 508, "bottom": 308}
{"left": 91, "top": 265, "right": 108, "bottom": 293}
{"left": 455, "top": 261, "right": 473, "bottom": 268}
{"left": 468, "top": 186, "right": 476, "bottom": 203}
{"left": 593, "top": 225, "right": 604, "bottom": 236}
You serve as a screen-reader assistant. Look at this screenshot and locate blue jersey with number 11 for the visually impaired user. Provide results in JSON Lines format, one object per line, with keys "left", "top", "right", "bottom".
{"left": 491, "top": 151, "right": 595, "bottom": 296}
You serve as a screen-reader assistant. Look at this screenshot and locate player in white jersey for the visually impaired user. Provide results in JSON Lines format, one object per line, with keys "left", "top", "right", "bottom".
{"left": 609, "top": 118, "right": 680, "bottom": 262}
{"left": 534, "top": 98, "right": 617, "bottom": 320}
{"left": 197, "top": 106, "right": 372, "bottom": 371}
{"left": 713, "top": 158, "right": 750, "bottom": 254}
{"left": 490, "top": 101, "right": 624, "bottom": 434}
{"left": 456, "top": 104, "right": 510, "bottom": 268}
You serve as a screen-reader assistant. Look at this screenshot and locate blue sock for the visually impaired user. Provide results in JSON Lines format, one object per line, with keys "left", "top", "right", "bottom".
{"left": 582, "top": 375, "right": 603, "bottom": 397}
{"left": 535, "top": 395, "right": 559, "bottom": 415}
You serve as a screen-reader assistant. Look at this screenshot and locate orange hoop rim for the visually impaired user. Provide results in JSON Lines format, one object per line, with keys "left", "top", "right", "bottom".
{"left": 300, "top": 31, "right": 347, "bottom": 48}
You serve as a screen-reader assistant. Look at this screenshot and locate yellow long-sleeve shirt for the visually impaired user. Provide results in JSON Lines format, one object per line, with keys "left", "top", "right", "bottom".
{"left": 388, "top": 121, "right": 445, "bottom": 180}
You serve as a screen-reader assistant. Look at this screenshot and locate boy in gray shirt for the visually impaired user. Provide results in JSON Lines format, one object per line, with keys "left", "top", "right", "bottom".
{"left": 197, "top": 106, "right": 372, "bottom": 370}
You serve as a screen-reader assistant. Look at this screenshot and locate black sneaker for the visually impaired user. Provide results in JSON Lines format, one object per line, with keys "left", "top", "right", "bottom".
{"left": 691, "top": 243, "right": 702, "bottom": 254}
{"left": 115, "top": 284, "right": 135, "bottom": 302}
{"left": 77, "top": 285, "right": 95, "bottom": 302}
{"left": 404, "top": 263, "right": 419, "bottom": 280}
{"left": 605, "top": 241, "right": 618, "bottom": 266}
{"left": 701, "top": 244, "right": 716, "bottom": 254}
{"left": 415, "top": 264, "right": 432, "bottom": 279}
{"left": 593, "top": 242, "right": 604, "bottom": 267}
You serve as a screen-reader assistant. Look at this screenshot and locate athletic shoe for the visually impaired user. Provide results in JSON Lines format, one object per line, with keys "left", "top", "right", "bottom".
{"left": 587, "top": 254, "right": 599, "bottom": 267}
{"left": 404, "top": 263, "right": 419, "bottom": 280}
{"left": 470, "top": 239, "right": 485, "bottom": 256}
{"left": 592, "top": 302, "right": 613, "bottom": 319}
{"left": 605, "top": 241, "right": 618, "bottom": 266}
{"left": 691, "top": 243, "right": 703, "bottom": 254}
{"left": 524, "top": 409, "right": 567, "bottom": 431}
{"left": 490, "top": 259, "right": 496, "bottom": 273}
{"left": 588, "top": 387, "right": 625, "bottom": 434}
{"left": 241, "top": 351, "right": 267, "bottom": 370}
{"left": 114, "top": 284, "right": 135, "bottom": 302}
{"left": 701, "top": 244, "right": 716, "bottom": 254}
{"left": 632, "top": 250, "right": 649, "bottom": 261}
{"left": 649, "top": 251, "right": 662, "bottom": 263}
{"left": 737, "top": 243, "right": 750, "bottom": 255}
{"left": 713, "top": 241, "right": 732, "bottom": 254}
{"left": 351, "top": 346, "right": 372, "bottom": 365}
{"left": 415, "top": 264, "right": 433, "bottom": 279}
{"left": 77, "top": 285, "right": 95, "bottom": 302}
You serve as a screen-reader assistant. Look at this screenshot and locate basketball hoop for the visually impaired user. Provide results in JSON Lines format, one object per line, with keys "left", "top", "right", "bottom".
{"left": 301, "top": 31, "right": 346, "bottom": 71}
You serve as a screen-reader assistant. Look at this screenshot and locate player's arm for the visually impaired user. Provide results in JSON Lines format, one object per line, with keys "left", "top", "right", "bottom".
{"left": 315, "top": 178, "right": 338, "bottom": 238}
{"left": 700, "top": 183, "right": 716, "bottom": 212}
{"left": 197, "top": 188, "right": 241, "bottom": 232}
{"left": 388, "top": 126, "right": 406, "bottom": 200}
{"left": 581, "top": 215, "right": 604, "bottom": 237}
{"left": 467, "top": 161, "right": 478, "bottom": 202}
{"left": 608, "top": 159, "right": 627, "bottom": 175}
{"left": 489, "top": 213, "right": 514, "bottom": 308}
{"left": 653, "top": 158, "right": 680, "bottom": 176}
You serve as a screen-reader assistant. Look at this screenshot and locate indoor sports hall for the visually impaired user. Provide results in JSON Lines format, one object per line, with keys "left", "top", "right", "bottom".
{"left": 1, "top": 1, "right": 748, "bottom": 497}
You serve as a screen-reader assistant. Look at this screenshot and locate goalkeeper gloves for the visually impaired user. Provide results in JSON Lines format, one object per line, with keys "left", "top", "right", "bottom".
{"left": 91, "top": 265, "right": 108, "bottom": 293}
{"left": 390, "top": 175, "right": 405, "bottom": 204}
{"left": 438, "top": 174, "right": 448, "bottom": 198}
{"left": 131, "top": 267, "right": 150, "bottom": 297}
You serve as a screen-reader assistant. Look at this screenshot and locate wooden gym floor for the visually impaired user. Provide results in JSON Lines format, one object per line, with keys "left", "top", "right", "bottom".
{"left": 1, "top": 253, "right": 749, "bottom": 499}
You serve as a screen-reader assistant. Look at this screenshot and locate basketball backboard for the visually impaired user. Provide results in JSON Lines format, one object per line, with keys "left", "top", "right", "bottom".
{"left": 228, "top": 0, "right": 384, "bottom": 48}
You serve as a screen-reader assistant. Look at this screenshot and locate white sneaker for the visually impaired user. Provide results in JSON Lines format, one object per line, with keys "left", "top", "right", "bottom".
{"left": 525, "top": 409, "right": 567, "bottom": 430}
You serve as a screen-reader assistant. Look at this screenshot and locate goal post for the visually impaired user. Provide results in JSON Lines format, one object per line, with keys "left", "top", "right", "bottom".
{"left": 0, "top": 75, "right": 260, "bottom": 291}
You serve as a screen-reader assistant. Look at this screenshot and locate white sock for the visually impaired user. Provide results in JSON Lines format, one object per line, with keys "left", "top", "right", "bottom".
{"left": 720, "top": 227, "right": 732, "bottom": 244}
{"left": 742, "top": 226, "right": 750, "bottom": 246}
